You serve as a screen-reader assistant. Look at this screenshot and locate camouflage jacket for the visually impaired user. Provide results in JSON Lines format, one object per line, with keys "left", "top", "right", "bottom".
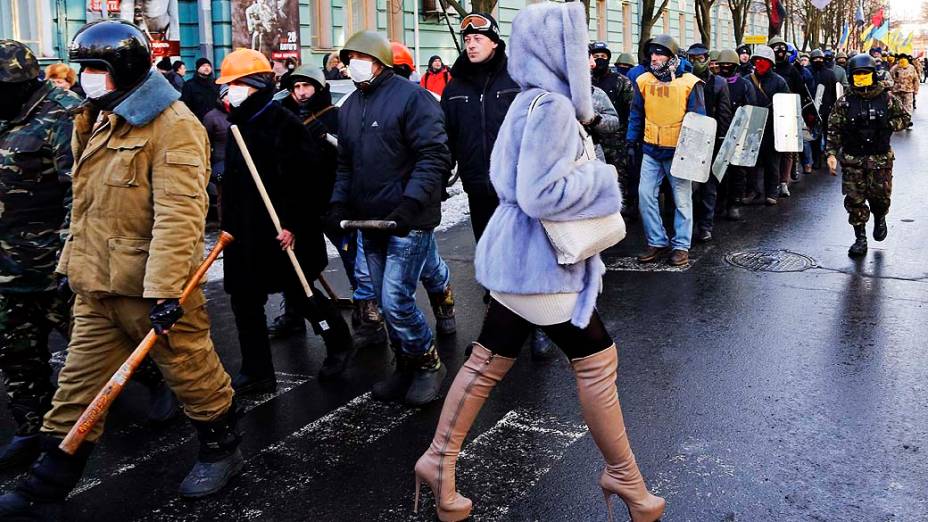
{"left": 826, "top": 86, "right": 909, "bottom": 169}
{"left": 590, "top": 86, "right": 623, "bottom": 164}
{"left": 890, "top": 64, "right": 919, "bottom": 94}
{"left": 0, "top": 82, "right": 80, "bottom": 293}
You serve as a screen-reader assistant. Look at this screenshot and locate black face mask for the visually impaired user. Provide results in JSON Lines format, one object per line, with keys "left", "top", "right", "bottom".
{"left": 593, "top": 57, "right": 609, "bottom": 74}
{"left": 0, "top": 79, "right": 41, "bottom": 121}
{"left": 718, "top": 64, "right": 737, "bottom": 78}
{"left": 812, "top": 60, "right": 824, "bottom": 70}
{"left": 616, "top": 65, "right": 631, "bottom": 75}
{"left": 774, "top": 48, "right": 788, "bottom": 62}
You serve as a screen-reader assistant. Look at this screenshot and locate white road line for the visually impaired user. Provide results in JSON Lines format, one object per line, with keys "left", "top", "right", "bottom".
{"left": 66, "top": 372, "right": 312, "bottom": 498}
{"left": 391, "top": 408, "right": 588, "bottom": 522}
{"left": 137, "top": 393, "right": 417, "bottom": 521}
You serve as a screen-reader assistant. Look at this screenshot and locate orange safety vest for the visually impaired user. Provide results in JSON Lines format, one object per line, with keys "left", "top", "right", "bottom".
{"left": 636, "top": 72, "right": 702, "bottom": 148}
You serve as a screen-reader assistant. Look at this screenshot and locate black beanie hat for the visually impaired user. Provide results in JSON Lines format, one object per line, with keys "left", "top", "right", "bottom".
{"left": 461, "top": 12, "right": 501, "bottom": 44}
{"left": 195, "top": 57, "right": 212, "bottom": 70}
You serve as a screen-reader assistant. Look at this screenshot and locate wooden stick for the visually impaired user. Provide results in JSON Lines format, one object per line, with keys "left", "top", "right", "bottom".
{"left": 230, "top": 125, "right": 314, "bottom": 300}
{"left": 317, "top": 273, "right": 340, "bottom": 302}
{"left": 340, "top": 220, "right": 398, "bottom": 231}
{"left": 60, "top": 231, "right": 235, "bottom": 455}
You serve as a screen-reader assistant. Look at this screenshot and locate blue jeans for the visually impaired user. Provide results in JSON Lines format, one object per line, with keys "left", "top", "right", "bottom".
{"left": 362, "top": 230, "right": 435, "bottom": 356}
{"left": 801, "top": 140, "right": 813, "bottom": 167}
{"left": 352, "top": 232, "right": 377, "bottom": 302}
{"left": 354, "top": 232, "right": 449, "bottom": 301}
{"left": 638, "top": 154, "right": 693, "bottom": 251}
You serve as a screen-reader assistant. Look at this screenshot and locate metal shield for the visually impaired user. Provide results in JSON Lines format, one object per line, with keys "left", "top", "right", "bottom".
{"left": 813, "top": 83, "right": 825, "bottom": 112}
{"left": 773, "top": 93, "right": 803, "bottom": 152}
{"left": 835, "top": 81, "right": 845, "bottom": 101}
{"left": 711, "top": 105, "right": 769, "bottom": 181}
{"left": 670, "top": 112, "right": 717, "bottom": 183}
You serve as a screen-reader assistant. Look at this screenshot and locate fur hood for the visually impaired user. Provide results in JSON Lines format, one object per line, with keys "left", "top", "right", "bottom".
{"left": 113, "top": 70, "right": 181, "bottom": 127}
{"left": 507, "top": 2, "right": 593, "bottom": 122}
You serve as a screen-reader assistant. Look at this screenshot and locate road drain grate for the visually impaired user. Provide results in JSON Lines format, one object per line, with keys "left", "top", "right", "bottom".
{"left": 725, "top": 249, "right": 816, "bottom": 272}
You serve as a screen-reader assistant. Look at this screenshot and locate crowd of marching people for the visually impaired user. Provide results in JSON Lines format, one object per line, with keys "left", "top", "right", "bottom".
{"left": 0, "top": 1, "right": 916, "bottom": 520}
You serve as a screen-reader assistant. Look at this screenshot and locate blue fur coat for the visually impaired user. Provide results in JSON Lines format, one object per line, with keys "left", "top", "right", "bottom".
{"left": 474, "top": 2, "right": 622, "bottom": 328}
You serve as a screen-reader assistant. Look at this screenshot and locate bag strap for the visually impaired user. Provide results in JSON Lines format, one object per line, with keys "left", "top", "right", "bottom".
{"left": 526, "top": 91, "right": 594, "bottom": 162}
{"left": 750, "top": 73, "right": 767, "bottom": 102}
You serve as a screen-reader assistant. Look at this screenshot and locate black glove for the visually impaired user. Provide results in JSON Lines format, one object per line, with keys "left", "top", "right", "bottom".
{"left": 324, "top": 202, "right": 348, "bottom": 236}
{"left": 625, "top": 142, "right": 639, "bottom": 167}
{"left": 56, "top": 275, "right": 72, "bottom": 300}
{"left": 150, "top": 299, "right": 184, "bottom": 336}
{"left": 384, "top": 197, "right": 420, "bottom": 237}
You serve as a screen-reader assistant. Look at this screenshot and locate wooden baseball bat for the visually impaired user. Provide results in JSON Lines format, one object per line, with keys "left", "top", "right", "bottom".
{"left": 230, "top": 125, "right": 315, "bottom": 301}
{"left": 60, "top": 231, "right": 235, "bottom": 455}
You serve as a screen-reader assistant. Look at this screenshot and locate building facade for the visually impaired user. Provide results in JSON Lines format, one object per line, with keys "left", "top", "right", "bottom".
{"left": 3, "top": 0, "right": 772, "bottom": 75}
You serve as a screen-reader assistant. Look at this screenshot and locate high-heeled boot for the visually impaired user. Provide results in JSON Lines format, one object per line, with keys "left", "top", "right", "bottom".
{"left": 413, "top": 343, "right": 515, "bottom": 521}
{"left": 571, "top": 346, "right": 665, "bottom": 522}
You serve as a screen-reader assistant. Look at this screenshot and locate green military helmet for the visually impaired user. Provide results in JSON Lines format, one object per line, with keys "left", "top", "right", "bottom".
{"left": 708, "top": 50, "right": 720, "bottom": 62}
{"left": 767, "top": 36, "right": 787, "bottom": 48}
{"left": 716, "top": 49, "right": 739, "bottom": 65}
{"left": 340, "top": 31, "right": 393, "bottom": 67}
{"left": 0, "top": 40, "right": 40, "bottom": 83}
{"left": 836, "top": 51, "right": 848, "bottom": 59}
{"left": 285, "top": 64, "right": 327, "bottom": 91}
{"left": 616, "top": 52, "right": 636, "bottom": 66}
{"left": 810, "top": 49, "right": 824, "bottom": 60}
{"left": 646, "top": 34, "right": 680, "bottom": 58}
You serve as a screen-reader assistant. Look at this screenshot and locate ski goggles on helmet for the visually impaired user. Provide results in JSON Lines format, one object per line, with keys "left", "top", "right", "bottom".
{"left": 461, "top": 14, "right": 496, "bottom": 34}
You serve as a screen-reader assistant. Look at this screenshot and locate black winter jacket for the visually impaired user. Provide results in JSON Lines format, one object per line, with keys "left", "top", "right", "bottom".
{"left": 332, "top": 70, "right": 451, "bottom": 229}
{"left": 747, "top": 71, "right": 791, "bottom": 150}
{"left": 809, "top": 63, "right": 838, "bottom": 121}
{"left": 441, "top": 50, "right": 520, "bottom": 194}
{"left": 180, "top": 74, "right": 219, "bottom": 121}
{"left": 221, "top": 88, "right": 328, "bottom": 295}
{"left": 722, "top": 75, "right": 758, "bottom": 108}
{"left": 280, "top": 86, "right": 339, "bottom": 209}
{"left": 701, "top": 73, "right": 733, "bottom": 139}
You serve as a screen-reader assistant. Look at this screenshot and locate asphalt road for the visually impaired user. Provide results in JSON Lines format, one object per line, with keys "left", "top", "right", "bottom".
{"left": 1, "top": 92, "right": 926, "bottom": 522}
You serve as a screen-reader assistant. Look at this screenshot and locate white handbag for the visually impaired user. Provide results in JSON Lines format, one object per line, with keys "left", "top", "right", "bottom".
{"left": 527, "top": 93, "right": 626, "bottom": 265}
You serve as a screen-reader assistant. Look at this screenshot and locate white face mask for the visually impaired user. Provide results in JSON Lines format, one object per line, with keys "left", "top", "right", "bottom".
{"left": 80, "top": 71, "right": 112, "bottom": 99}
{"left": 348, "top": 59, "right": 375, "bottom": 83}
{"left": 227, "top": 85, "right": 251, "bottom": 107}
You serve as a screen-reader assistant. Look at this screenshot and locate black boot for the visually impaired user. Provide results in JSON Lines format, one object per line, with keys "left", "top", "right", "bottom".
{"left": 848, "top": 225, "right": 868, "bottom": 257}
{"left": 318, "top": 318, "right": 356, "bottom": 380}
{"left": 428, "top": 285, "right": 457, "bottom": 337}
{"left": 530, "top": 329, "right": 558, "bottom": 362}
{"left": 0, "top": 434, "right": 41, "bottom": 472}
{"left": 232, "top": 372, "right": 277, "bottom": 395}
{"left": 405, "top": 345, "right": 447, "bottom": 407}
{"left": 0, "top": 435, "right": 94, "bottom": 521}
{"left": 145, "top": 379, "right": 181, "bottom": 424}
{"left": 267, "top": 297, "right": 305, "bottom": 339}
{"left": 351, "top": 300, "right": 387, "bottom": 349}
{"left": 372, "top": 348, "right": 414, "bottom": 402}
{"left": 873, "top": 214, "right": 888, "bottom": 241}
{"left": 179, "top": 408, "right": 244, "bottom": 498}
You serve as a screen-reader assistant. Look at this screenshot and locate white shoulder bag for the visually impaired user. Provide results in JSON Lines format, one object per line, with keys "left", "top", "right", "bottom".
{"left": 527, "top": 93, "right": 626, "bottom": 265}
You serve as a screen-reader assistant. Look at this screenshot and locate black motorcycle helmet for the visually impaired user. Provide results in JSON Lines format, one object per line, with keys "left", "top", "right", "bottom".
{"left": 69, "top": 20, "right": 151, "bottom": 91}
{"left": 847, "top": 53, "right": 877, "bottom": 74}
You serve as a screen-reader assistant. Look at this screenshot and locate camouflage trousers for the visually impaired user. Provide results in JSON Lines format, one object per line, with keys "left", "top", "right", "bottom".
{"left": 0, "top": 291, "right": 69, "bottom": 435}
{"left": 842, "top": 166, "right": 893, "bottom": 226}
{"left": 896, "top": 92, "right": 915, "bottom": 114}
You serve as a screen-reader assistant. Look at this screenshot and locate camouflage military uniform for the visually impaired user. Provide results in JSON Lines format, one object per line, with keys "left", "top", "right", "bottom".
{"left": 0, "top": 44, "right": 80, "bottom": 436}
{"left": 826, "top": 84, "right": 910, "bottom": 226}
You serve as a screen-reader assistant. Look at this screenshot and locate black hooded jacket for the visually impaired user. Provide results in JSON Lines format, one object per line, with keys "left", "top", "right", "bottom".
{"left": 280, "top": 86, "right": 339, "bottom": 207}
{"left": 441, "top": 47, "right": 520, "bottom": 194}
{"left": 180, "top": 74, "right": 219, "bottom": 120}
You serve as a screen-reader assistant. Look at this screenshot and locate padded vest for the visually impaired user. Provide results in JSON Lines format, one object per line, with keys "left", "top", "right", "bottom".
{"left": 843, "top": 92, "right": 892, "bottom": 156}
{"left": 637, "top": 72, "right": 702, "bottom": 148}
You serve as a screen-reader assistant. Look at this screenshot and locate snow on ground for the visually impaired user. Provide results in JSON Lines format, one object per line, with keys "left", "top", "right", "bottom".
{"left": 206, "top": 183, "right": 470, "bottom": 283}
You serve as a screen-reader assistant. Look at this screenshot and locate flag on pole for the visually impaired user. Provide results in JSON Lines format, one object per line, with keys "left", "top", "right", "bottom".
{"left": 854, "top": 4, "right": 865, "bottom": 27}
{"left": 871, "top": 22, "right": 889, "bottom": 44}
{"left": 838, "top": 23, "right": 850, "bottom": 50}
{"left": 769, "top": 0, "right": 787, "bottom": 36}
{"left": 860, "top": 23, "right": 874, "bottom": 43}
{"left": 871, "top": 8, "right": 884, "bottom": 28}
{"left": 810, "top": 0, "right": 832, "bottom": 9}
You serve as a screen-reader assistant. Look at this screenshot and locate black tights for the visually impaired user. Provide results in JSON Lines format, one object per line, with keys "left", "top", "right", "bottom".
{"left": 476, "top": 299, "right": 613, "bottom": 359}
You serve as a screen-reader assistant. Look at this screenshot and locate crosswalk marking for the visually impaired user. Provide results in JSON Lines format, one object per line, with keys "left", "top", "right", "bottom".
{"left": 388, "top": 408, "right": 588, "bottom": 521}
{"left": 63, "top": 372, "right": 312, "bottom": 498}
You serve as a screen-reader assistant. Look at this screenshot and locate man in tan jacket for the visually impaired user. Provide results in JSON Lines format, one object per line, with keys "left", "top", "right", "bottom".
{"left": 891, "top": 54, "right": 919, "bottom": 117}
{"left": 0, "top": 21, "right": 240, "bottom": 519}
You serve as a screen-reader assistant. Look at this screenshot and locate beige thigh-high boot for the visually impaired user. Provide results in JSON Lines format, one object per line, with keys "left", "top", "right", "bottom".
{"left": 414, "top": 343, "right": 515, "bottom": 521}
{"left": 571, "top": 345, "right": 665, "bottom": 522}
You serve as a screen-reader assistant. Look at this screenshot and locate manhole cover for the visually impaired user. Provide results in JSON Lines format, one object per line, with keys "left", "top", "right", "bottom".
{"left": 725, "top": 249, "right": 815, "bottom": 272}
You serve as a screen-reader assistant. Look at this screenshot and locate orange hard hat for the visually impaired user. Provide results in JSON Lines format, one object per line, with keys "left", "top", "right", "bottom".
{"left": 216, "top": 48, "right": 273, "bottom": 85}
{"left": 391, "top": 41, "right": 416, "bottom": 71}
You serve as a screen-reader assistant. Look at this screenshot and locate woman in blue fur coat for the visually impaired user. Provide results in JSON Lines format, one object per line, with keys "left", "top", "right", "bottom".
{"left": 413, "top": 3, "right": 665, "bottom": 521}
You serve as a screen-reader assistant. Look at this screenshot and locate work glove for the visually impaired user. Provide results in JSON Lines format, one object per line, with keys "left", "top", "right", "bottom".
{"left": 150, "top": 299, "right": 184, "bottom": 336}
{"left": 324, "top": 202, "right": 348, "bottom": 236}
{"left": 384, "top": 197, "right": 420, "bottom": 237}
{"left": 56, "top": 275, "right": 72, "bottom": 300}
{"left": 625, "top": 142, "right": 640, "bottom": 168}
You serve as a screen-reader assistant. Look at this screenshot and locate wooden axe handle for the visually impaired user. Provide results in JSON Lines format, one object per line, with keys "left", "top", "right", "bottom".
{"left": 59, "top": 232, "right": 234, "bottom": 455}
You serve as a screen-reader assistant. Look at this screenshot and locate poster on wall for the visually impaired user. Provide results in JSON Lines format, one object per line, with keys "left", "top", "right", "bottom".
{"left": 231, "top": 0, "right": 301, "bottom": 62}
{"left": 86, "top": 0, "right": 181, "bottom": 58}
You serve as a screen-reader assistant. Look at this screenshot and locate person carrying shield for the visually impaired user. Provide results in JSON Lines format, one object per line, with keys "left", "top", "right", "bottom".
{"left": 626, "top": 34, "right": 706, "bottom": 267}
{"left": 826, "top": 54, "right": 910, "bottom": 258}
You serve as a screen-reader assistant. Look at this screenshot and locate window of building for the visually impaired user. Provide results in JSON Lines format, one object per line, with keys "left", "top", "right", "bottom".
{"left": 344, "top": 0, "right": 375, "bottom": 36}
{"left": 0, "top": 0, "right": 55, "bottom": 58}
{"left": 662, "top": 10, "right": 669, "bottom": 34}
{"left": 679, "top": 13, "right": 686, "bottom": 44}
{"left": 622, "top": 2, "right": 632, "bottom": 52}
{"left": 310, "top": 0, "right": 333, "bottom": 49}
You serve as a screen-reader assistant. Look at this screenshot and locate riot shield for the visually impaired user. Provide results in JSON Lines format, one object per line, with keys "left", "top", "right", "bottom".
{"left": 773, "top": 93, "right": 803, "bottom": 152}
{"left": 670, "top": 112, "right": 717, "bottom": 183}
{"left": 711, "top": 105, "right": 768, "bottom": 181}
{"left": 813, "top": 83, "right": 825, "bottom": 112}
{"left": 835, "top": 81, "right": 845, "bottom": 101}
